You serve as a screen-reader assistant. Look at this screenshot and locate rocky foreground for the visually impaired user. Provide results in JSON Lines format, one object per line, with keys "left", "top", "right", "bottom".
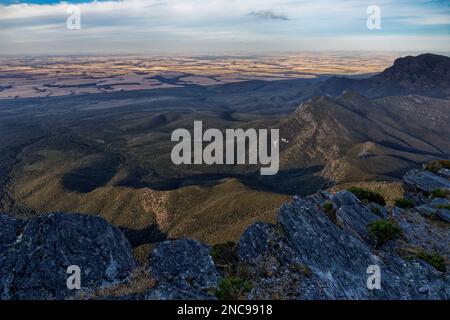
{"left": 1, "top": 167, "right": 449, "bottom": 300}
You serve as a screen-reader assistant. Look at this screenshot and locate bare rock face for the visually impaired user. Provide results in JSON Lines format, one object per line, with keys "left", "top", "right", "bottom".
{"left": 1, "top": 168, "right": 449, "bottom": 300}
{"left": 146, "top": 238, "right": 219, "bottom": 300}
{"left": 403, "top": 170, "right": 450, "bottom": 194}
{"left": 237, "top": 182, "right": 450, "bottom": 300}
{"left": 0, "top": 213, "right": 135, "bottom": 300}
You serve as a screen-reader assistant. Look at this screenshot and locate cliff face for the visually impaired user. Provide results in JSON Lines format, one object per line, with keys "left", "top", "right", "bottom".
{"left": 1, "top": 168, "right": 449, "bottom": 300}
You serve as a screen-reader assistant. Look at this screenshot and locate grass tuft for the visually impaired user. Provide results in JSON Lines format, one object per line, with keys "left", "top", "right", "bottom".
{"left": 348, "top": 187, "right": 386, "bottom": 206}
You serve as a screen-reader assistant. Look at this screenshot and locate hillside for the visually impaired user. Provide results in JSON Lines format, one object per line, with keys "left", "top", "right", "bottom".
{"left": 278, "top": 92, "right": 450, "bottom": 183}
{"left": 1, "top": 168, "right": 448, "bottom": 300}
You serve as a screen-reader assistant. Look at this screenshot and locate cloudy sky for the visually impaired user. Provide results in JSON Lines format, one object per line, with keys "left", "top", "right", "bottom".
{"left": 0, "top": 0, "right": 449, "bottom": 54}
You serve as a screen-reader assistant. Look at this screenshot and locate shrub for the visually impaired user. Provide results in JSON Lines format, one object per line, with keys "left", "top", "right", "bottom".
{"left": 371, "top": 207, "right": 381, "bottom": 216}
{"left": 215, "top": 276, "right": 253, "bottom": 300}
{"left": 367, "top": 219, "right": 403, "bottom": 246}
{"left": 211, "top": 241, "right": 238, "bottom": 273}
{"left": 394, "top": 198, "right": 415, "bottom": 209}
{"left": 290, "top": 263, "right": 313, "bottom": 277}
{"left": 322, "top": 201, "right": 337, "bottom": 224}
{"left": 425, "top": 160, "right": 450, "bottom": 173}
{"left": 348, "top": 187, "right": 386, "bottom": 206}
{"left": 436, "top": 204, "right": 450, "bottom": 210}
{"left": 430, "top": 189, "right": 448, "bottom": 199}
{"left": 416, "top": 250, "right": 446, "bottom": 272}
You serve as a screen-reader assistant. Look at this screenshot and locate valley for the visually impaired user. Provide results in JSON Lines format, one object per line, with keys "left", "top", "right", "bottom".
{"left": 1, "top": 53, "right": 449, "bottom": 246}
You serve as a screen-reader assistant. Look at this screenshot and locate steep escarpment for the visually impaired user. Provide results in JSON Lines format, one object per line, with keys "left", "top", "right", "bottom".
{"left": 1, "top": 167, "right": 449, "bottom": 300}
{"left": 278, "top": 92, "right": 450, "bottom": 183}
{"left": 310, "top": 54, "right": 450, "bottom": 99}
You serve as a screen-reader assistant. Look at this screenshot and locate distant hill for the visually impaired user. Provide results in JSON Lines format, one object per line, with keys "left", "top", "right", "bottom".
{"left": 310, "top": 54, "right": 450, "bottom": 99}
{"left": 278, "top": 91, "right": 450, "bottom": 183}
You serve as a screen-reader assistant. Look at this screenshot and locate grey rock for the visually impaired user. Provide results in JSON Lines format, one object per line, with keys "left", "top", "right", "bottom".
{"left": 266, "top": 198, "right": 450, "bottom": 299}
{"left": 391, "top": 206, "right": 405, "bottom": 217}
{"left": 331, "top": 190, "right": 361, "bottom": 208}
{"left": 145, "top": 282, "right": 217, "bottom": 300}
{"left": 403, "top": 170, "right": 450, "bottom": 193}
{"left": 397, "top": 209, "right": 450, "bottom": 260}
{"left": 418, "top": 286, "right": 429, "bottom": 294}
{"left": 437, "top": 168, "right": 450, "bottom": 179}
{"left": 0, "top": 213, "right": 135, "bottom": 300}
{"left": 437, "top": 209, "right": 450, "bottom": 223}
{"left": 336, "top": 203, "right": 380, "bottom": 243}
{"left": 237, "top": 223, "right": 278, "bottom": 263}
{"left": 414, "top": 205, "right": 436, "bottom": 218}
{"left": 148, "top": 238, "right": 219, "bottom": 291}
{"left": 431, "top": 198, "right": 450, "bottom": 208}
{"left": 237, "top": 222, "right": 298, "bottom": 267}
{"left": 368, "top": 202, "right": 388, "bottom": 218}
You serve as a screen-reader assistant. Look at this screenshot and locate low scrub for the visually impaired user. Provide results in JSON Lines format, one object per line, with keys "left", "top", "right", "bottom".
{"left": 430, "top": 189, "right": 448, "bottom": 199}
{"left": 211, "top": 241, "right": 238, "bottom": 274}
{"left": 416, "top": 250, "right": 446, "bottom": 272}
{"left": 348, "top": 187, "right": 386, "bottom": 206}
{"left": 215, "top": 276, "right": 253, "bottom": 300}
{"left": 425, "top": 160, "right": 450, "bottom": 173}
{"left": 367, "top": 219, "right": 402, "bottom": 246}
{"left": 322, "top": 202, "right": 337, "bottom": 224}
{"left": 394, "top": 198, "right": 415, "bottom": 209}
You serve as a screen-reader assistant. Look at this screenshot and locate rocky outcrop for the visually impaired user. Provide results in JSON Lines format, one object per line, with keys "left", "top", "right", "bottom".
{"left": 0, "top": 213, "right": 135, "bottom": 300}
{"left": 403, "top": 170, "right": 450, "bottom": 194}
{"left": 0, "top": 168, "right": 448, "bottom": 300}
{"left": 242, "top": 192, "right": 449, "bottom": 299}
{"left": 145, "top": 238, "right": 219, "bottom": 300}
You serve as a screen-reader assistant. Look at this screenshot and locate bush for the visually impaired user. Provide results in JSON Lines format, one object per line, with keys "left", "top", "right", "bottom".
{"left": 430, "top": 189, "right": 448, "bottom": 199}
{"left": 322, "top": 202, "right": 337, "bottom": 224}
{"left": 367, "top": 219, "right": 402, "bottom": 246}
{"left": 371, "top": 207, "right": 381, "bottom": 216}
{"left": 348, "top": 187, "right": 386, "bottom": 206}
{"left": 425, "top": 160, "right": 450, "bottom": 173}
{"left": 416, "top": 250, "right": 446, "bottom": 272}
{"left": 394, "top": 198, "right": 415, "bottom": 209}
{"left": 215, "top": 276, "right": 253, "bottom": 300}
{"left": 211, "top": 241, "right": 238, "bottom": 273}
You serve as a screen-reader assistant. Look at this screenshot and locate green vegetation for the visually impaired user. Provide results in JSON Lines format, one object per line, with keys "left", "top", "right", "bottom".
{"left": 394, "top": 198, "right": 415, "bottom": 209}
{"left": 322, "top": 201, "right": 337, "bottom": 224}
{"left": 215, "top": 276, "right": 253, "bottom": 300}
{"left": 290, "top": 263, "right": 313, "bottom": 277}
{"left": 430, "top": 189, "right": 448, "bottom": 199}
{"left": 348, "top": 187, "right": 386, "bottom": 206}
{"left": 370, "top": 207, "right": 382, "bottom": 216}
{"left": 436, "top": 204, "right": 450, "bottom": 210}
{"left": 368, "top": 219, "right": 403, "bottom": 246}
{"left": 211, "top": 241, "right": 238, "bottom": 274}
{"left": 425, "top": 160, "right": 450, "bottom": 173}
{"left": 416, "top": 250, "right": 446, "bottom": 272}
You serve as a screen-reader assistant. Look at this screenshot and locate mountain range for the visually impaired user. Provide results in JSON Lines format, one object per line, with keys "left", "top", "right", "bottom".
{"left": 0, "top": 53, "right": 449, "bottom": 245}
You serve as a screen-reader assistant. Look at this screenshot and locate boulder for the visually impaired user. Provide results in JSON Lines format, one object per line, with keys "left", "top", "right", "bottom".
{"left": 0, "top": 213, "right": 136, "bottom": 300}
{"left": 146, "top": 238, "right": 219, "bottom": 300}
{"left": 437, "top": 168, "right": 450, "bottom": 179}
{"left": 403, "top": 170, "right": 450, "bottom": 193}
{"left": 330, "top": 190, "right": 361, "bottom": 208}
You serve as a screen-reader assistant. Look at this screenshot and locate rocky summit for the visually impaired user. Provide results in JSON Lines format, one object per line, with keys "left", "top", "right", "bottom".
{"left": 0, "top": 168, "right": 449, "bottom": 300}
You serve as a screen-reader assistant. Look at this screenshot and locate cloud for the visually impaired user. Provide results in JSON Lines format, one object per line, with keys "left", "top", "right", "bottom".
{"left": 248, "top": 9, "right": 288, "bottom": 21}
{"left": 0, "top": 0, "right": 449, "bottom": 54}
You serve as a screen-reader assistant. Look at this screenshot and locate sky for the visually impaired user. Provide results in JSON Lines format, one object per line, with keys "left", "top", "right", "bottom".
{"left": 0, "top": 0, "right": 449, "bottom": 55}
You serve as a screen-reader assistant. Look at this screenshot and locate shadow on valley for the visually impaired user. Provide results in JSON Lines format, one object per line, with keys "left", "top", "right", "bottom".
{"left": 120, "top": 224, "right": 168, "bottom": 248}
{"left": 61, "top": 158, "right": 121, "bottom": 193}
{"left": 113, "top": 164, "right": 330, "bottom": 196}
{"left": 60, "top": 157, "right": 330, "bottom": 196}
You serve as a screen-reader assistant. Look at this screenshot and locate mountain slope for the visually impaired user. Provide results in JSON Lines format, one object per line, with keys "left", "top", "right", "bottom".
{"left": 278, "top": 91, "right": 450, "bottom": 183}
{"left": 309, "top": 54, "right": 450, "bottom": 99}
